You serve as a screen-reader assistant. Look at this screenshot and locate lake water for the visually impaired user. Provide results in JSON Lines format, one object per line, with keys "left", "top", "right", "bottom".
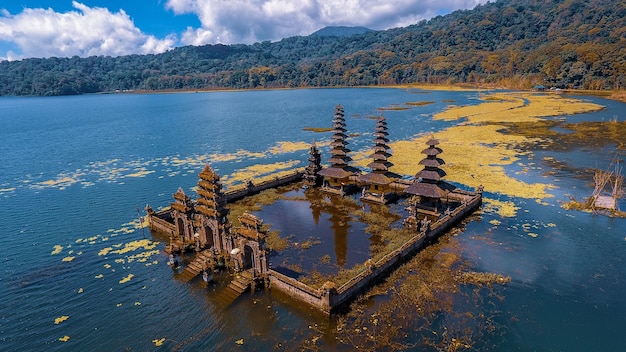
{"left": 1, "top": 88, "right": 624, "bottom": 350}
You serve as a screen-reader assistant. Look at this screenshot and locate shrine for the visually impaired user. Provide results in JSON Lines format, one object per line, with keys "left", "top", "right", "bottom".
{"left": 357, "top": 114, "right": 402, "bottom": 204}
{"left": 317, "top": 104, "right": 361, "bottom": 195}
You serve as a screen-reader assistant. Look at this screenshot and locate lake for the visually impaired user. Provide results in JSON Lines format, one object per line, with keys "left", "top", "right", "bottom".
{"left": 1, "top": 88, "right": 624, "bottom": 350}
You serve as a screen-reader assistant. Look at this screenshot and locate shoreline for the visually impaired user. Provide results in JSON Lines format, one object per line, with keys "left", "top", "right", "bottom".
{"left": 113, "top": 84, "right": 626, "bottom": 103}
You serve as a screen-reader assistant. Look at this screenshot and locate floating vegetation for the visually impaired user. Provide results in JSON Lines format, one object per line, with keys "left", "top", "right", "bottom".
{"left": 384, "top": 126, "right": 553, "bottom": 200}
{"left": 54, "top": 316, "right": 69, "bottom": 325}
{"left": 58, "top": 336, "right": 70, "bottom": 342}
{"left": 221, "top": 160, "right": 301, "bottom": 186}
{"left": 119, "top": 274, "right": 134, "bottom": 284}
{"left": 405, "top": 101, "right": 434, "bottom": 106}
{"left": 303, "top": 127, "right": 333, "bottom": 132}
{"left": 377, "top": 104, "right": 409, "bottom": 111}
{"left": 317, "top": 233, "right": 509, "bottom": 351}
{"left": 268, "top": 141, "right": 311, "bottom": 154}
{"left": 266, "top": 230, "right": 290, "bottom": 252}
{"left": 61, "top": 256, "right": 75, "bottom": 262}
{"left": 434, "top": 92, "right": 604, "bottom": 124}
{"left": 153, "top": 338, "right": 166, "bottom": 346}
{"left": 297, "top": 237, "right": 322, "bottom": 250}
{"left": 483, "top": 198, "right": 520, "bottom": 218}
{"left": 51, "top": 245, "right": 63, "bottom": 255}
{"left": 35, "top": 176, "right": 78, "bottom": 190}
{"left": 455, "top": 271, "right": 511, "bottom": 287}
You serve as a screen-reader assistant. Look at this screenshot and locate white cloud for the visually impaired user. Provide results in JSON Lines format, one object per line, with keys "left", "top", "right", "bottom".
{"left": 167, "top": 0, "right": 490, "bottom": 45}
{"left": 0, "top": 1, "right": 175, "bottom": 60}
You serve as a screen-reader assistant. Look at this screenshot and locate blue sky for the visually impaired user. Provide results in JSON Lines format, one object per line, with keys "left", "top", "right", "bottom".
{"left": 0, "top": 0, "right": 488, "bottom": 61}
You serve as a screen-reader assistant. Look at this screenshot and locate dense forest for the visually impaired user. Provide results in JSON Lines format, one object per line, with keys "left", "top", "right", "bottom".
{"left": 1, "top": 0, "right": 625, "bottom": 96}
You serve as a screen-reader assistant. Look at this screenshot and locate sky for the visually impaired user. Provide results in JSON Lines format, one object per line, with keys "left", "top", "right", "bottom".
{"left": 0, "top": 0, "right": 488, "bottom": 61}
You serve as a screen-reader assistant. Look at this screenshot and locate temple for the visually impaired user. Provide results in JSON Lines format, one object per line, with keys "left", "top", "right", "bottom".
{"left": 317, "top": 104, "right": 361, "bottom": 195}
{"left": 357, "top": 114, "right": 402, "bottom": 204}
{"left": 145, "top": 104, "right": 483, "bottom": 314}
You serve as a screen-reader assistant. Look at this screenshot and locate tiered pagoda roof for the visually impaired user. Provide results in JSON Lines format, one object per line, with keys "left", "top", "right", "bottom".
{"left": 318, "top": 104, "right": 360, "bottom": 178}
{"left": 405, "top": 137, "right": 455, "bottom": 199}
{"left": 195, "top": 163, "right": 229, "bottom": 219}
{"left": 170, "top": 187, "right": 193, "bottom": 213}
{"left": 358, "top": 114, "right": 400, "bottom": 185}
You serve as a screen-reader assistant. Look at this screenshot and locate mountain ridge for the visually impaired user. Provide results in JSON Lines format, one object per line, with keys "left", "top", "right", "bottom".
{"left": 1, "top": 0, "right": 625, "bottom": 96}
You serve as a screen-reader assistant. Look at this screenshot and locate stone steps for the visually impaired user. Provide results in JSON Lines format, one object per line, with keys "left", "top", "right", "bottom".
{"left": 179, "top": 250, "right": 214, "bottom": 282}
{"left": 214, "top": 275, "right": 252, "bottom": 307}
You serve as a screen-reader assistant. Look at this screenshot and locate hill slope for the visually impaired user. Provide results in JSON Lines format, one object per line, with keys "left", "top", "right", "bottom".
{"left": 1, "top": 0, "right": 625, "bottom": 96}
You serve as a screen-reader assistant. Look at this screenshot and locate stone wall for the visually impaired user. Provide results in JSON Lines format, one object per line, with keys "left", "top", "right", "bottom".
{"left": 148, "top": 215, "right": 176, "bottom": 235}
{"left": 268, "top": 270, "right": 330, "bottom": 313}
{"left": 225, "top": 170, "right": 304, "bottom": 203}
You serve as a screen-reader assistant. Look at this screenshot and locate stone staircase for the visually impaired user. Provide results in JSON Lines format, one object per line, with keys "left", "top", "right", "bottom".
{"left": 179, "top": 250, "right": 214, "bottom": 282}
{"left": 214, "top": 271, "right": 254, "bottom": 307}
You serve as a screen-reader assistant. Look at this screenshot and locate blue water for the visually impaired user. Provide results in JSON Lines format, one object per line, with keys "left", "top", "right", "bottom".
{"left": 1, "top": 88, "right": 624, "bottom": 350}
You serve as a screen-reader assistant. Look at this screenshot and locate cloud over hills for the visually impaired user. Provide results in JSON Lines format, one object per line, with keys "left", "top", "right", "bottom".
{"left": 0, "top": 0, "right": 487, "bottom": 60}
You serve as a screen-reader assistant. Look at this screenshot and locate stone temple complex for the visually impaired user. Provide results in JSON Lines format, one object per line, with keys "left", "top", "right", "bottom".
{"left": 146, "top": 104, "right": 482, "bottom": 314}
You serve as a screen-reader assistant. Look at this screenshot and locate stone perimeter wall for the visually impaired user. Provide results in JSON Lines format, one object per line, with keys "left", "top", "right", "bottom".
{"left": 225, "top": 170, "right": 304, "bottom": 202}
{"left": 268, "top": 192, "right": 483, "bottom": 315}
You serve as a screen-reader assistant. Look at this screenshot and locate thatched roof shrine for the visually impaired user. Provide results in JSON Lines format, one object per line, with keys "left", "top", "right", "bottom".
{"left": 405, "top": 136, "right": 455, "bottom": 200}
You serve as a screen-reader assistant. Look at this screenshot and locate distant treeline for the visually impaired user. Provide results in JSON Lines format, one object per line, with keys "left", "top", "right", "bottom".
{"left": 1, "top": 0, "right": 625, "bottom": 96}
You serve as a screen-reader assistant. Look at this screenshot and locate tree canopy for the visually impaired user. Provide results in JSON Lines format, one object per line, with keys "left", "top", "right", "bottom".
{"left": 1, "top": 0, "right": 625, "bottom": 96}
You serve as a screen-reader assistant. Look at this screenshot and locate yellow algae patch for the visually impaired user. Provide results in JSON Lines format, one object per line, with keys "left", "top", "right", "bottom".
{"left": 208, "top": 149, "right": 266, "bottom": 163}
{"left": 127, "top": 250, "right": 160, "bottom": 263}
{"left": 104, "top": 263, "right": 112, "bottom": 269}
{"left": 51, "top": 245, "right": 63, "bottom": 255}
{"left": 268, "top": 141, "right": 311, "bottom": 154}
{"left": 0, "top": 187, "right": 16, "bottom": 193}
{"left": 489, "top": 219, "right": 502, "bottom": 226}
{"left": 383, "top": 125, "right": 553, "bottom": 200}
{"left": 98, "top": 247, "right": 112, "bottom": 256}
{"left": 434, "top": 92, "right": 604, "bottom": 124}
{"left": 95, "top": 274, "right": 104, "bottom": 279}
{"left": 62, "top": 256, "right": 75, "bottom": 262}
{"left": 35, "top": 176, "right": 78, "bottom": 190}
{"left": 223, "top": 160, "right": 301, "bottom": 186}
{"left": 124, "top": 169, "right": 155, "bottom": 178}
{"left": 119, "top": 274, "right": 134, "bottom": 284}
{"left": 434, "top": 93, "right": 525, "bottom": 122}
{"left": 59, "top": 336, "right": 71, "bottom": 342}
{"left": 483, "top": 199, "right": 520, "bottom": 218}
{"left": 528, "top": 233, "right": 539, "bottom": 238}
{"left": 169, "top": 155, "right": 209, "bottom": 168}
{"left": 153, "top": 338, "right": 166, "bottom": 346}
{"left": 110, "top": 239, "right": 157, "bottom": 255}
{"left": 54, "top": 316, "right": 69, "bottom": 324}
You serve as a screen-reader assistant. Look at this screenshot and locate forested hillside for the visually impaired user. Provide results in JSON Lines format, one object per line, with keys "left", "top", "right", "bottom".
{"left": 1, "top": 0, "right": 625, "bottom": 96}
